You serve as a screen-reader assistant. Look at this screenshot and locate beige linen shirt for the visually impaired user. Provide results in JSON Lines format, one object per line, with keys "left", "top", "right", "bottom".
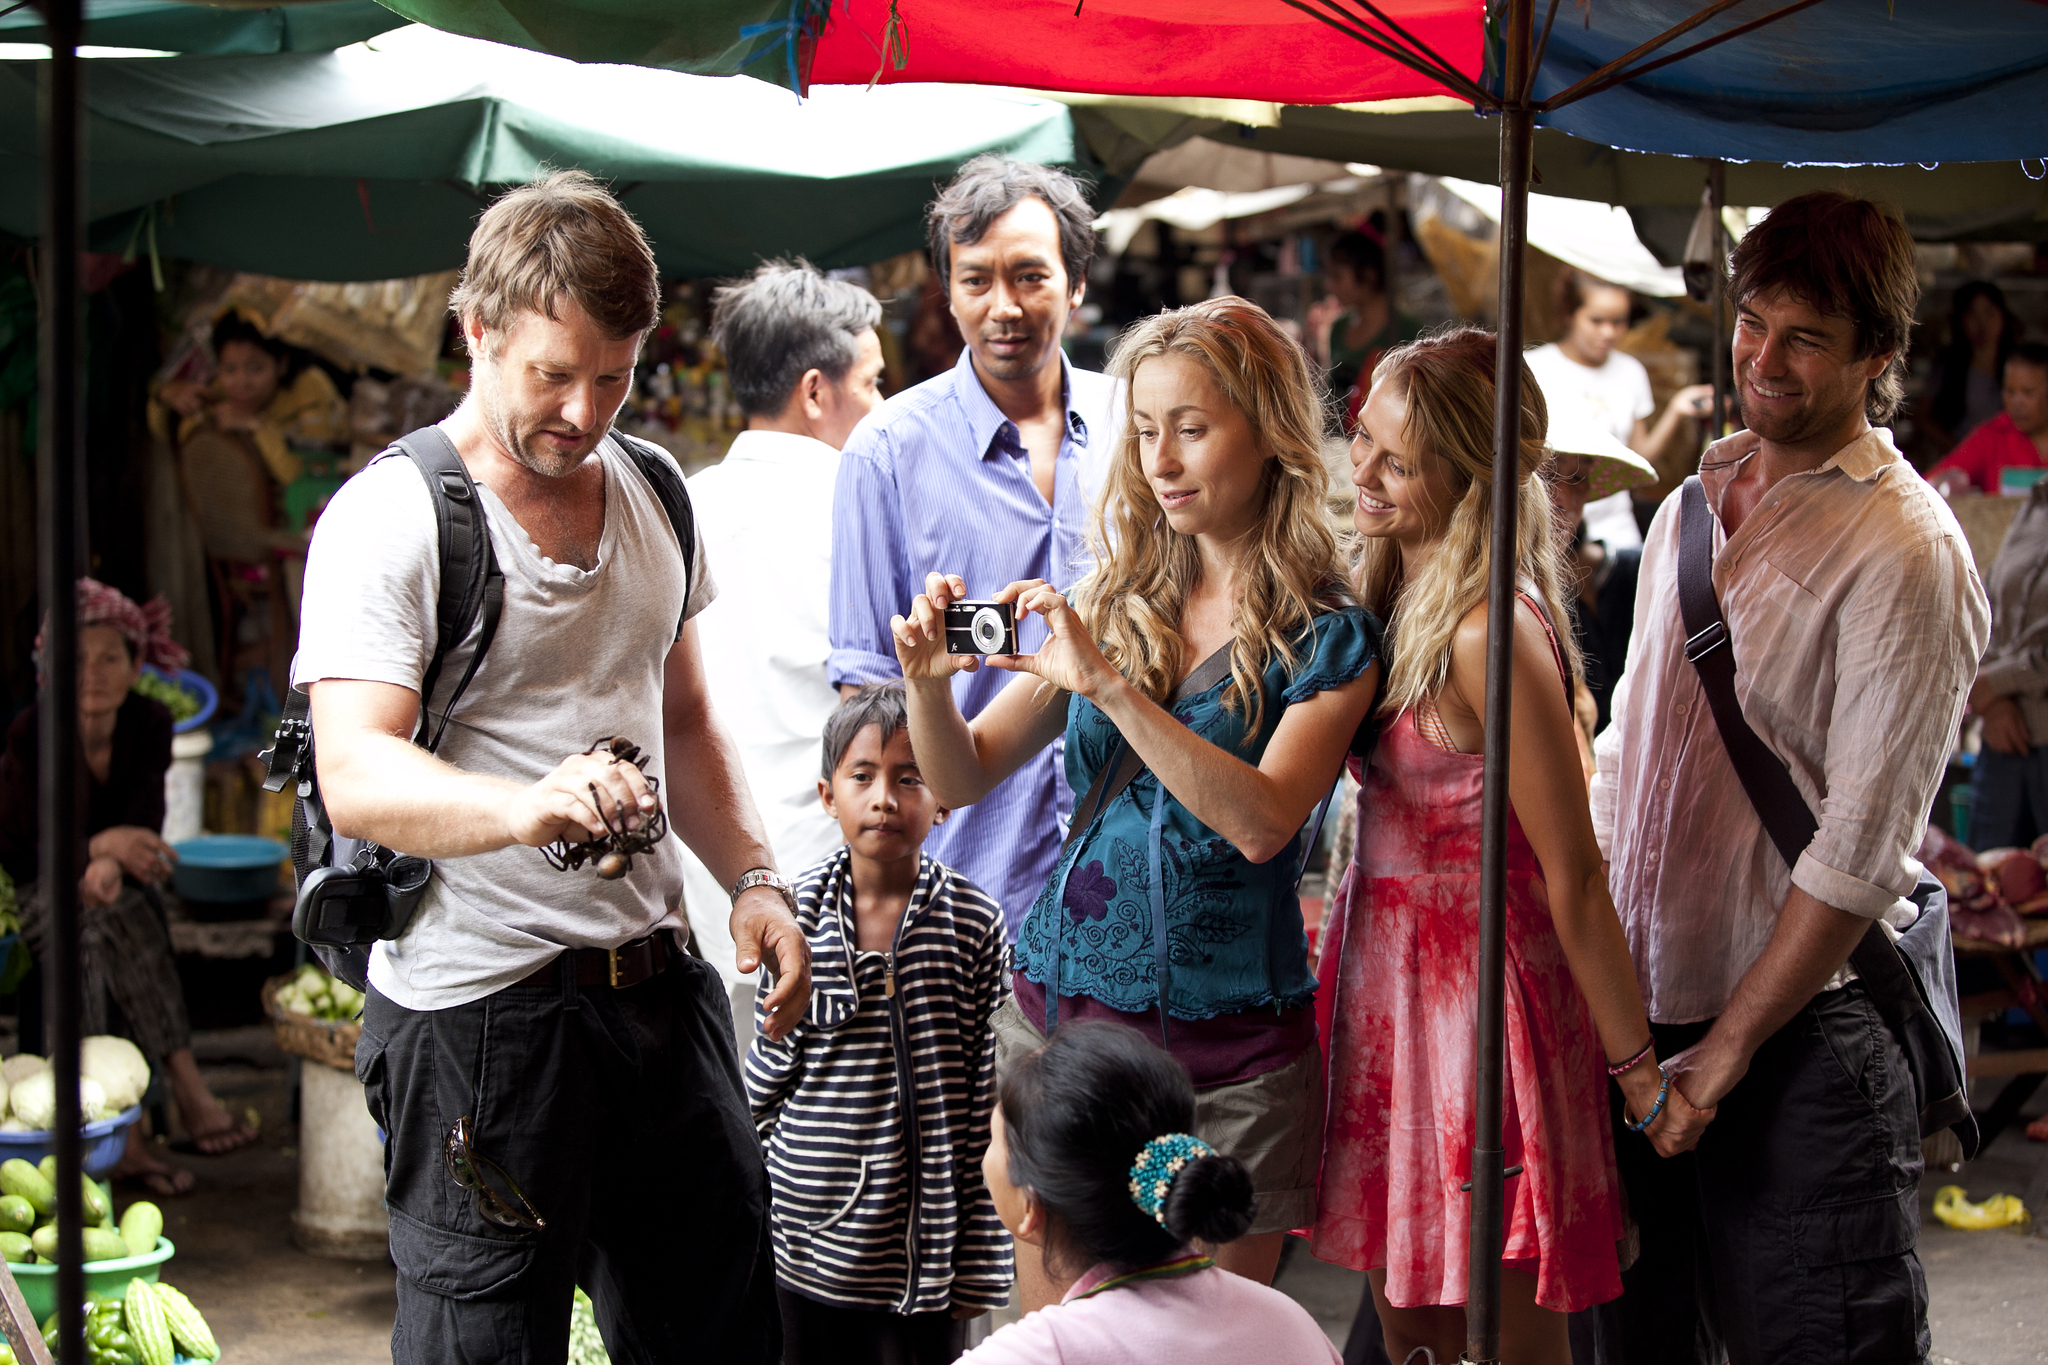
{"left": 1590, "top": 428, "right": 1988, "bottom": 1025}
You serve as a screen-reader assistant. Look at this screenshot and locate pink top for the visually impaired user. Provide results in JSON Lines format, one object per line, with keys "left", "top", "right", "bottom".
{"left": 958, "top": 1261, "right": 1340, "bottom": 1365}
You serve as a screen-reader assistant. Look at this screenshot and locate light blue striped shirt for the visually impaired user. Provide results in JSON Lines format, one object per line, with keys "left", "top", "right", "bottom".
{"left": 829, "top": 346, "right": 1122, "bottom": 936}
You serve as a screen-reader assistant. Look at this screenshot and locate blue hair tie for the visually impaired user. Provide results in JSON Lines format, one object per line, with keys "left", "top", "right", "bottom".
{"left": 1127, "top": 1133, "right": 1215, "bottom": 1227}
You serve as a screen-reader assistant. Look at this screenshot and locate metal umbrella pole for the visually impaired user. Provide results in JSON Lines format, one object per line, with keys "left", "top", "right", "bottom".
{"left": 1465, "top": 1, "right": 1534, "bottom": 1359}
{"left": 1708, "top": 158, "right": 1729, "bottom": 439}
{"left": 34, "top": 1, "right": 88, "bottom": 1363}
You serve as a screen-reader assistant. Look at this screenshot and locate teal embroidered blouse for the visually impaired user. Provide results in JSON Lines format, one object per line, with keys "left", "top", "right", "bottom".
{"left": 1017, "top": 607, "right": 1383, "bottom": 1021}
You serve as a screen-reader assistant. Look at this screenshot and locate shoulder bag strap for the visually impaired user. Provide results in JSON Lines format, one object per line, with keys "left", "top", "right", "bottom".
{"left": 1677, "top": 477, "right": 1975, "bottom": 1150}
{"left": 1676, "top": 477, "right": 1818, "bottom": 867}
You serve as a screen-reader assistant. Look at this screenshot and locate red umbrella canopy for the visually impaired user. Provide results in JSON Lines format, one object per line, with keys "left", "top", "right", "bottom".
{"left": 807, "top": 0, "right": 1482, "bottom": 104}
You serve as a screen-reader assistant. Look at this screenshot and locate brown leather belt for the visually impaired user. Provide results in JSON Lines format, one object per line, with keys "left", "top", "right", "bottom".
{"left": 517, "top": 932, "right": 675, "bottom": 990}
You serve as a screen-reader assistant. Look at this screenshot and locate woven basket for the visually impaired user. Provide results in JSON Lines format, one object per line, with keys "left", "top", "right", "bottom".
{"left": 262, "top": 974, "right": 361, "bottom": 1073}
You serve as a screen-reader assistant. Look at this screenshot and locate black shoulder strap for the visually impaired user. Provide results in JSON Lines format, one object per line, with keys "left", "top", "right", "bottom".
{"left": 1677, "top": 477, "right": 1976, "bottom": 1151}
{"left": 392, "top": 426, "right": 502, "bottom": 754}
{"left": 1061, "top": 643, "right": 1237, "bottom": 853}
{"left": 1676, "top": 477, "right": 1818, "bottom": 867}
{"left": 612, "top": 431, "right": 697, "bottom": 639}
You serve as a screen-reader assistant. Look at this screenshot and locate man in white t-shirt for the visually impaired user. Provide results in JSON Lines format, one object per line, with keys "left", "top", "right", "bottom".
{"left": 681, "top": 262, "right": 885, "bottom": 1038}
{"left": 1526, "top": 268, "right": 1713, "bottom": 551}
{"left": 293, "top": 171, "right": 806, "bottom": 1363}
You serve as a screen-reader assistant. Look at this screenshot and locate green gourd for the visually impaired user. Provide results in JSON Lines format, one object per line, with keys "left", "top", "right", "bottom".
{"left": 0, "top": 1159, "right": 55, "bottom": 1216}
{"left": 121, "top": 1280, "right": 173, "bottom": 1365}
{"left": 117, "top": 1202, "right": 162, "bottom": 1260}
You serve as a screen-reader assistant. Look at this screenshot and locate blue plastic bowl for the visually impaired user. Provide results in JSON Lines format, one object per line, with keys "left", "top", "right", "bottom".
{"left": 170, "top": 835, "right": 287, "bottom": 904}
{"left": 138, "top": 665, "right": 218, "bottom": 735}
{"left": 0, "top": 1105, "right": 143, "bottom": 1178}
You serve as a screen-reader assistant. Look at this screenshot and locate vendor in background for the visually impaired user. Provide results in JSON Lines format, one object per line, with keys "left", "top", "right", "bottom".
{"left": 1307, "top": 227, "right": 1423, "bottom": 426}
{"left": 1542, "top": 414, "right": 1661, "bottom": 758}
{"left": 1918, "top": 280, "right": 2021, "bottom": 457}
{"left": 1965, "top": 416, "right": 2048, "bottom": 849}
{"left": 0, "top": 579, "right": 262, "bottom": 1198}
{"left": 1927, "top": 342, "right": 2048, "bottom": 498}
{"left": 1524, "top": 268, "right": 1712, "bottom": 552}
{"left": 155, "top": 313, "right": 349, "bottom": 486}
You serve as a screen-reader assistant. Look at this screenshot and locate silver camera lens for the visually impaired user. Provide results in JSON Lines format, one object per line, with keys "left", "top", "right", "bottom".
{"left": 970, "top": 606, "right": 1007, "bottom": 654}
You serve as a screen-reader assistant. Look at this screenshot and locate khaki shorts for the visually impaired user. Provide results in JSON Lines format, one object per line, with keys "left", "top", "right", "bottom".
{"left": 990, "top": 996, "right": 1324, "bottom": 1235}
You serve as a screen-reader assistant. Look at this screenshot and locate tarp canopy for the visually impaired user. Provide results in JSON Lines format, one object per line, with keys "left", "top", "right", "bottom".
{"left": 0, "top": 0, "right": 403, "bottom": 54}
{"left": 371, "top": 0, "right": 2048, "bottom": 166}
{"left": 1159, "top": 106, "right": 2048, "bottom": 239}
{"left": 0, "top": 24, "right": 1087, "bottom": 280}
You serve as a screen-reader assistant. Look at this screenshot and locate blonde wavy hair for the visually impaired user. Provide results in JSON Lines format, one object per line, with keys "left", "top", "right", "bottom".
{"left": 1076, "top": 297, "right": 1346, "bottom": 738}
{"left": 1349, "top": 327, "right": 1581, "bottom": 718}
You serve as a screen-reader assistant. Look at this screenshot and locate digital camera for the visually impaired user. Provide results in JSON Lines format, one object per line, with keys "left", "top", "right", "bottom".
{"left": 945, "top": 600, "right": 1018, "bottom": 656}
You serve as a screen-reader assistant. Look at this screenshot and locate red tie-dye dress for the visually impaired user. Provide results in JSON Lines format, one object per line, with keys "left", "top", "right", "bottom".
{"left": 1308, "top": 636, "right": 1626, "bottom": 1313}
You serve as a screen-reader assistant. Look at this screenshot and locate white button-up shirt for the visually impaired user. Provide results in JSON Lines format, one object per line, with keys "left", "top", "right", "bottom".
{"left": 681, "top": 430, "right": 846, "bottom": 986}
{"left": 1590, "top": 428, "right": 1988, "bottom": 1024}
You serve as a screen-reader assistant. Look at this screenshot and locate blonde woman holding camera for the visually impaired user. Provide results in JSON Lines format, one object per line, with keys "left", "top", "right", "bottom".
{"left": 1309, "top": 329, "right": 1713, "bottom": 1365}
{"left": 893, "top": 298, "right": 1381, "bottom": 1299}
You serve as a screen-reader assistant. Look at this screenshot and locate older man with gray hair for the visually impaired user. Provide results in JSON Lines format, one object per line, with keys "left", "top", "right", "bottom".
{"left": 683, "top": 260, "right": 885, "bottom": 1026}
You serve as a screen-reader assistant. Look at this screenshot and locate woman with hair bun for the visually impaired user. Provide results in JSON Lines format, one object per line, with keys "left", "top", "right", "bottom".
{"left": 1311, "top": 329, "right": 1713, "bottom": 1364}
{"left": 962, "top": 1021, "right": 1338, "bottom": 1365}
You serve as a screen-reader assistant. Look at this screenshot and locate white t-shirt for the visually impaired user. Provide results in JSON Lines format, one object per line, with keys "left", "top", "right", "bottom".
{"left": 293, "top": 430, "right": 715, "bottom": 1011}
{"left": 1526, "top": 341, "right": 1656, "bottom": 551}
{"left": 677, "top": 430, "right": 844, "bottom": 988}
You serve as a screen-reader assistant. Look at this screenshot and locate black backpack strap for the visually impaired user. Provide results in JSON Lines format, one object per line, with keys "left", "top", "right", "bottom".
{"left": 613, "top": 431, "right": 697, "bottom": 640}
{"left": 391, "top": 426, "right": 502, "bottom": 753}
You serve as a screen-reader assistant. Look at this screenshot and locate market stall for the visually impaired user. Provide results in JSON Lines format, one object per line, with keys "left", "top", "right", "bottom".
{"left": 24, "top": 1, "right": 2048, "bottom": 1360}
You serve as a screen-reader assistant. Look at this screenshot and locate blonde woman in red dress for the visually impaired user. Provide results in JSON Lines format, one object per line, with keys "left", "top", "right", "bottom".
{"left": 1310, "top": 329, "right": 1713, "bottom": 1364}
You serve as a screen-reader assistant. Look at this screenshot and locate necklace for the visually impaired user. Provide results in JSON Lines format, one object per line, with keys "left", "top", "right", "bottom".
{"left": 1069, "top": 1253, "right": 1214, "bottom": 1301}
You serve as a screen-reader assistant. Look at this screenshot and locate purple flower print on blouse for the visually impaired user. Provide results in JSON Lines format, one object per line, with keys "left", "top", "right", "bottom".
{"left": 1064, "top": 859, "right": 1116, "bottom": 924}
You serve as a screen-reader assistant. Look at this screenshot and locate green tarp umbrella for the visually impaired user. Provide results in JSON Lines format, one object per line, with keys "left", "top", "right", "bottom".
{"left": 0, "top": 0, "right": 403, "bottom": 54}
{"left": 0, "top": 23, "right": 1089, "bottom": 279}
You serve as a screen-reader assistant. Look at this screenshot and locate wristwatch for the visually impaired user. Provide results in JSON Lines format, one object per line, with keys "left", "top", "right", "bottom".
{"left": 728, "top": 867, "right": 798, "bottom": 918}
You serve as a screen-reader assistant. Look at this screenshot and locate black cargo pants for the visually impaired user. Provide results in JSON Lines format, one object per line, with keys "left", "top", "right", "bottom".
{"left": 356, "top": 947, "right": 779, "bottom": 1365}
{"left": 1573, "top": 983, "right": 1930, "bottom": 1365}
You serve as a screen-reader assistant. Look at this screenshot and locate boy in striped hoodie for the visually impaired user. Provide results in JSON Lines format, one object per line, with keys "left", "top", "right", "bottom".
{"left": 746, "top": 683, "right": 1012, "bottom": 1365}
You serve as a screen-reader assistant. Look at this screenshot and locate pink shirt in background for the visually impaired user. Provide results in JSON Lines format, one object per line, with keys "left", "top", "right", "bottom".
{"left": 958, "top": 1263, "right": 1341, "bottom": 1365}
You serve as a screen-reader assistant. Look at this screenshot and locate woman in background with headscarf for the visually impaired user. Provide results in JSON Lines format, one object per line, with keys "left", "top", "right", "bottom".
{"left": 0, "top": 579, "right": 260, "bottom": 1196}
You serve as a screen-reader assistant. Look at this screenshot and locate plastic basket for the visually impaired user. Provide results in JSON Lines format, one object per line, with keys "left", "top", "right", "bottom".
{"left": 0, "top": 1107, "right": 144, "bottom": 1179}
{"left": 8, "top": 1234, "right": 173, "bottom": 1323}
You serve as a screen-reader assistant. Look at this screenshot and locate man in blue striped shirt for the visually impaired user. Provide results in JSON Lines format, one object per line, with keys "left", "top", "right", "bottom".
{"left": 830, "top": 155, "right": 1121, "bottom": 938}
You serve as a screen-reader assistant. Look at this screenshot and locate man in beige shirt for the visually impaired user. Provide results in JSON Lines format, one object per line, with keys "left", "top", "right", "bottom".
{"left": 1587, "top": 193, "right": 1988, "bottom": 1364}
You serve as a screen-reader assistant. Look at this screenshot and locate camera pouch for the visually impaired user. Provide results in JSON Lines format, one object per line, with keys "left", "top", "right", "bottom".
{"left": 292, "top": 847, "right": 435, "bottom": 988}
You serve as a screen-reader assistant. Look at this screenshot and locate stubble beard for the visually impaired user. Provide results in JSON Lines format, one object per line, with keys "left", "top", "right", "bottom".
{"left": 473, "top": 363, "right": 594, "bottom": 479}
{"left": 1737, "top": 367, "right": 1865, "bottom": 451}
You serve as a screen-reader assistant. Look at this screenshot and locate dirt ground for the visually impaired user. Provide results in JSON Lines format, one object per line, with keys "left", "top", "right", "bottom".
{"left": 155, "top": 1028, "right": 2046, "bottom": 1365}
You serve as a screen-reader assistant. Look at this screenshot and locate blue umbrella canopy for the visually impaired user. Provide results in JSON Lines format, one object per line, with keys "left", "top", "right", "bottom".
{"left": 1521, "top": 0, "right": 2048, "bottom": 165}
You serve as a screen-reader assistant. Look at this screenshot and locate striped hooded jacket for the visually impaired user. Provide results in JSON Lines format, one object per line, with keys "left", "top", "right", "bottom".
{"left": 745, "top": 848, "right": 1013, "bottom": 1312}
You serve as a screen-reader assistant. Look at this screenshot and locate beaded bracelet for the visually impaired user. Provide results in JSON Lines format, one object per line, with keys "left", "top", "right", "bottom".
{"left": 1605, "top": 1039, "right": 1655, "bottom": 1078}
{"left": 1625, "top": 1070, "right": 1672, "bottom": 1133}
